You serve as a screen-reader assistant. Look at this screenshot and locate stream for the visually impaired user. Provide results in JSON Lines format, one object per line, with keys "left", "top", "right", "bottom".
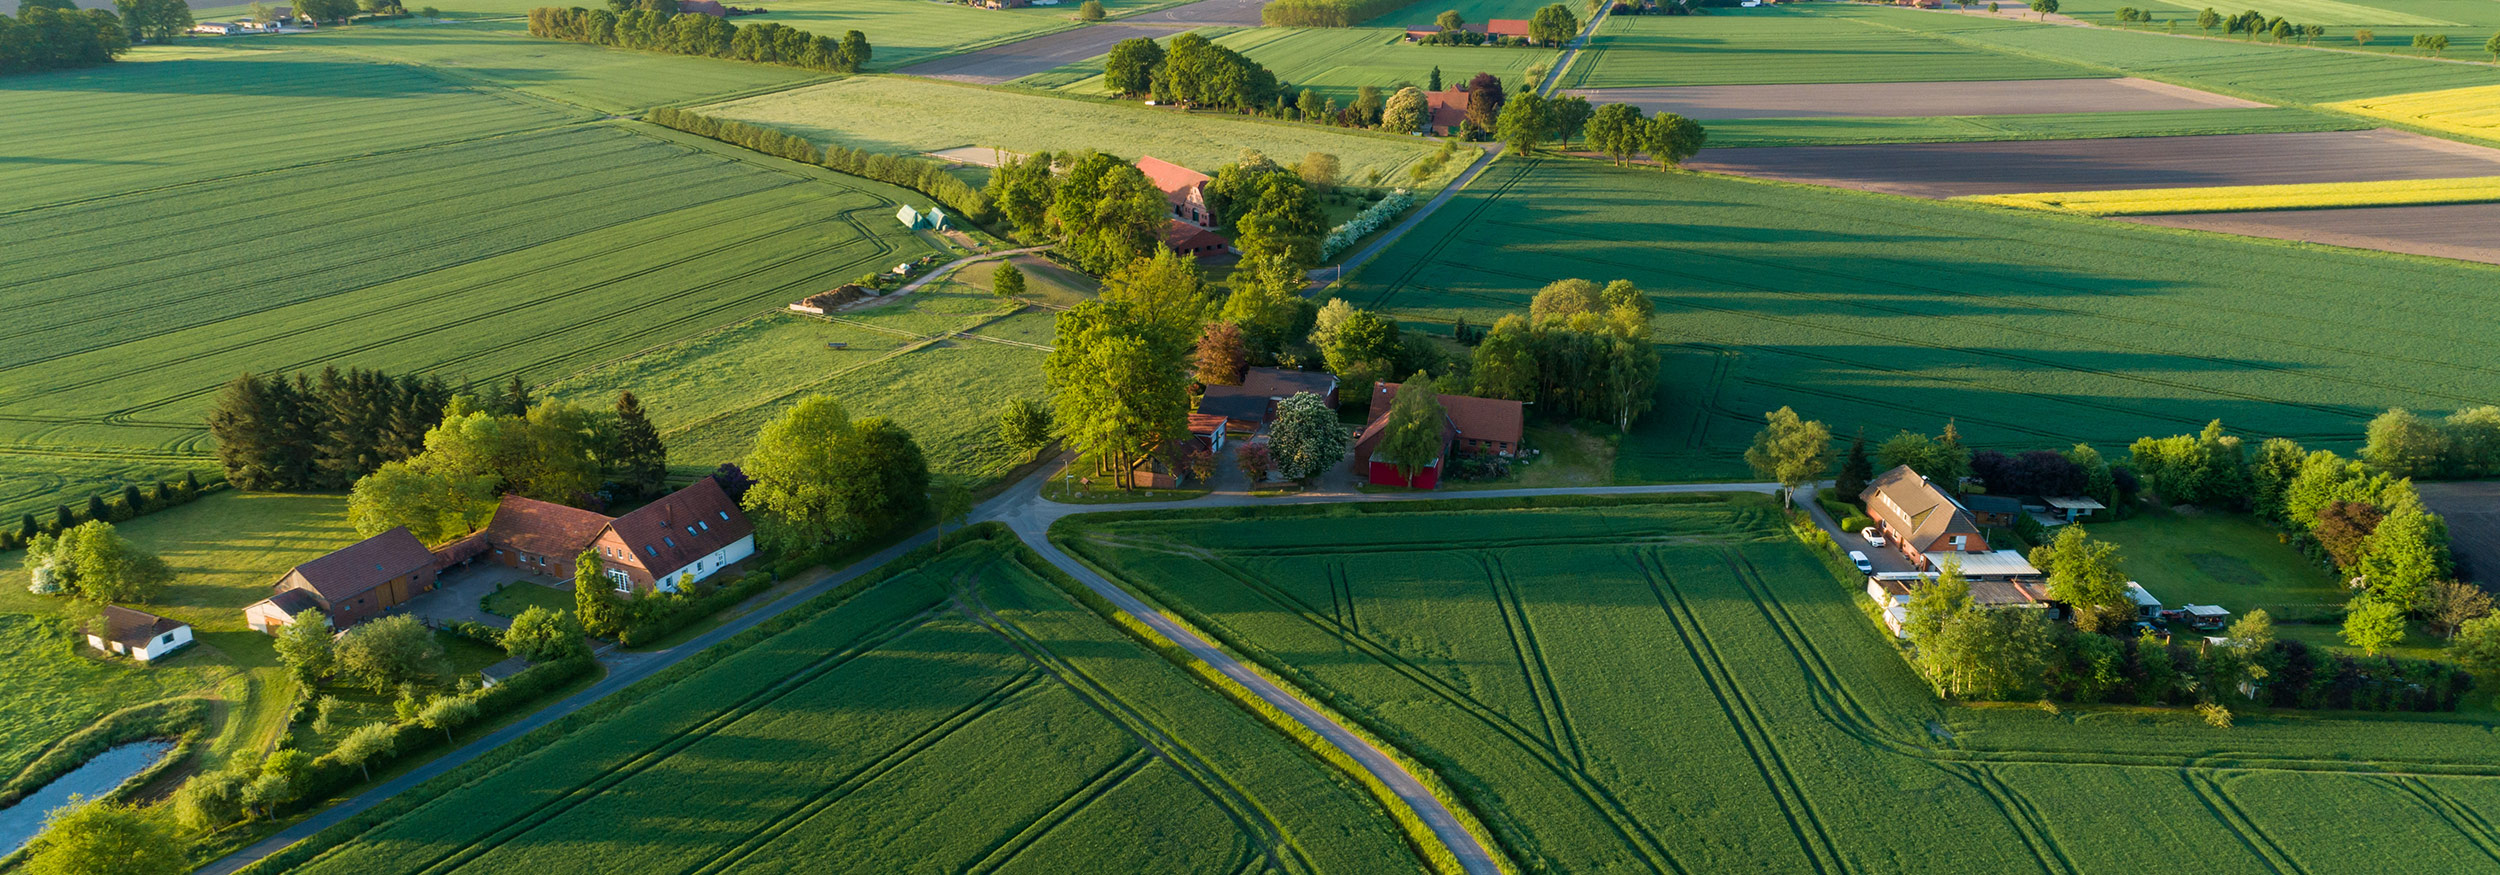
{"left": 0, "top": 741, "right": 175, "bottom": 855}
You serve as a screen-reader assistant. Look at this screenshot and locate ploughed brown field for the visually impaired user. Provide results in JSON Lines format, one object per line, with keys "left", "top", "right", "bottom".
{"left": 897, "top": 23, "right": 1186, "bottom": 83}
{"left": 2418, "top": 481, "right": 2500, "bottom": 583}
{"left": 2121, "top": 201, "right": 2500, "bottom": 266}
{"left": 1123, "top": 0, "right": 1269, "bottom": 24}
{"left": 1565, "top": 77, "right": 2264, "bottom": 119}
{"left": 1686, "top": 129, "right": 2500, "bottom": 197}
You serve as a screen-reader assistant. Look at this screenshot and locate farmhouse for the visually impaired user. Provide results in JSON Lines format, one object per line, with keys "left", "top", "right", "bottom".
{"left": 1485, "top": 18, "right": 1530, "bottom": 38}
{"left": 1860, "top": 465, "right": 1990, "bottom": 571}
{"left": 1424, "top": 87, "right": 1472, "bottom": 135}
{"left": 1135, "top": 156, "right": 1216, "bottom": 228}
{"left": 1197, "top": 367, "right": 1339, "bottom": 431}
{"left": 87, "top": 607, "right": 192, "bottom": 662}
{"left": 450, "top": 479, "right": 758, "bottom": 593}
{"left": 1350, "top": 381, "right": 1526, "bottom": 489}
{"left": 247, "top": 526, "right": 442, "bottom": 632}
{"left": 1161, "top": 220, "right": 1231, "bottom": 259}
{"left": 677, "top": 0, "right": 727, "bottom": 14}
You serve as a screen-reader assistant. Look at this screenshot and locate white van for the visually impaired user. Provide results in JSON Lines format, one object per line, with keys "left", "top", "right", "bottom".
{"left": 1848, "top": 551, "right": 1874, "bottom": 573}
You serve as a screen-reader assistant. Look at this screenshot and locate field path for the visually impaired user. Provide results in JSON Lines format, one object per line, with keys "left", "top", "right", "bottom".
{"left": 198, "top": 457, "right": 1793, "bottom": 875}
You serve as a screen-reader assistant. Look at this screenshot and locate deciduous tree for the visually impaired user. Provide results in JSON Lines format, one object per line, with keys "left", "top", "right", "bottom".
{"left": 997, "top": 398, "right": 1054, "bottom": 456}
{"left": 1744, "top": 406, "right": 1831, "bottom": 507}
{"left": 23, "top": 798, "right": 183, "bottom": 875}
{"left": 504, "top": 605, "right": 584, "bottom": 662}
{"left": 273, "top": 612, "right": 336, "bottom": 687}
{"left": 1194, "top": 322, "right": 1247, "bottom": 385}
{"left": 2030, "top": 525, "right": 2131, "bottom": 631}
{"left": 2340, "top": 597, "right": 2406, "bottom": 655}
{"left": 1639, "top": 111, "right": 1705, "bottom": 168}
{"left": 1585, "top": 102, "right": 1643, "bottom": 165}
{"left": 1495, "top": 90, "right": 1549, "bottom": 155}
{"left": 1266, "top": 392, "right": 1348, "bottom": 480}
{"left": 334, "top": 615, "right": 444, "bottom": 692}
{"left": 1381, "top": 85, "right": 1429, "bottom": 132}
{"left": 575, "top": 550, "right": 622, "bottom": 637}
{"left": 1377, "top": 375, "right": 1449, "bottom": 478}
{"left": 991, "top": 261, "right": 1028, "bottom": 299}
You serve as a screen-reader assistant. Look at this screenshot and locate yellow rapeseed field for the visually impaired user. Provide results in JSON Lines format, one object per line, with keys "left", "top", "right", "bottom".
{"left": 2326, "top": 85, "right": 2500, "bottom": 142}
{"left": 1960, "top": 176, "right": 2500, "bottom": 215}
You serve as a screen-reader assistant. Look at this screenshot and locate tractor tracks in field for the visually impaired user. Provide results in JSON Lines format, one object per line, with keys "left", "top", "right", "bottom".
{"left": 1481, "top": 553, "right": 1587, "bottom": 770}
{"left": 388, "top": 601, "right": 956, "bottom": 875}
{"left": 2183, "top": 771, "right": 2308, "bottom": 875}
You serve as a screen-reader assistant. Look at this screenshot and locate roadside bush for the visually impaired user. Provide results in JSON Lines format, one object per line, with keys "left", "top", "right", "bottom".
{"left": 295, "top": 655, "right": 595, "bottom": 809}
{"left": 1319, "top": 189, "right": 1412, "bottom": 259}
{"left": 1839, "top": 514, "right": 1873, "bottom": 534}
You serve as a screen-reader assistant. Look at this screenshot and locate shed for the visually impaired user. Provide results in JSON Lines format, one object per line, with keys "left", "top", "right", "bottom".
{"left": 2124, "top": 582, "right": 2161, "bottom": 619}
{"left": 2182, "top": 604, "right": 2231, "bottom": 630}
{"left": 925, "top": 206, "right": 950, "bottom": 230}
{"left": 1958, "top": 493, "right": 2024, "bottom": 527}
{"left": 2042, "top": 495, "right": 2107, "bottom": 524}
{"left": 88, "top": 607, "right": 192, "bottom": 662}
{"left": 896, "top": 205, "right": 926, "bottom": 230}
{"left": 479, "top": 656, "right": 532, "bottom": 688}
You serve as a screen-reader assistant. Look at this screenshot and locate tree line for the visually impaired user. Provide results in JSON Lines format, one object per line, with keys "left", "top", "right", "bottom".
{"left": 1101, "top": 31, "right": 1280, "bottom": 112}
{"left": 208, "top": 368, "right": 463, "bottom": 492}
{"left": 345, "top": 390, "right": 668, "bottom": 543}
{"left": 2, "top": 472, "right": 210, "bottom": 553}
{"left": 644, "top": 106, "right": 990, "bottom": 221}
{"left": 0, "top": 1, "right": 129, "bottom": 76}
{"left": 526, "top": 6, "right": 868, "bottom": 73}
{"left": 1260, "top": 0, "right": 1410, "bottom": 27}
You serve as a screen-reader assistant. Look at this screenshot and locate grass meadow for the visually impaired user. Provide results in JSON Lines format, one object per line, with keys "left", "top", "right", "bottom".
{"left": 1562, "top": 6, "right": 2099, "bottom": 89}
{"left": 279, "top": 533, "right": 1431, "bottom": 874}
{"left": 701, "top": 76, "right": 1463, "bottom": 189}
{"left": 1056, "top": 495, "right": 2500, "bottom": 873}
{"left": 1350, "top": 158, "right": 2500, "bottom": 481}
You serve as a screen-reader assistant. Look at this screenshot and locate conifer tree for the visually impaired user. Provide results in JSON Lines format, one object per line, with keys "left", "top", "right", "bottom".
{"left": 612, "top": 391, "right": 668, "bottom": 499}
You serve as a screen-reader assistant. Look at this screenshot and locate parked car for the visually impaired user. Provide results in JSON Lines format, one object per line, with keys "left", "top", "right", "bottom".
{"left": 1848, "top": 551, "right": 1874, "bottom": 573}
{"left": 1860, "top": 526, "right": 1887, "bottom": 547}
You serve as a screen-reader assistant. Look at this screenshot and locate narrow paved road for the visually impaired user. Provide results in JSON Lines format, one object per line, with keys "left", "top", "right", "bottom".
{"left": 199, "top": 458, "right": 1807, "bottom": 875}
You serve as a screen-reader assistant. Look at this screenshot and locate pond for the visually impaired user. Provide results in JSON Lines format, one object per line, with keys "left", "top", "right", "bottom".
{"left": 0, "top": 740, "right": 175, "bottom": 855}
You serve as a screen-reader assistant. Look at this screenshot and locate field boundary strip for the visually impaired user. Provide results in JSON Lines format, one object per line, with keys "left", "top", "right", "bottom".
{"left": 1959, "top": 176, "right": 2500, "bottom": 215}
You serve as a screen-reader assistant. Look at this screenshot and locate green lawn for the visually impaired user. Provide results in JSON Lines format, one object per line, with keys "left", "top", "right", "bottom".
{"left": 0, "top": 491, "right": 353, "bottom": 778}
{"left": 1699, "top": 106, "right": 2360, "bottom": 147}
{"left": 700, "top": 76, "right": 1465, "bottom": 192}
{"left": 1349, "top": 157, "right": 2500, "bottom": 482}
{"left": 1563, "top": 6, "right": 2101, "bottom": 89}
{"left": 2084, "top": 504, "right": 2346, "bottom": 621}
{"left": 1057, "top": 495, "right": 2500, "bottom": 873}
{"left": 277, "top": 532, "right": 1431, "bottom": 873}
{"left": 480, "top": 581, "right": 575, "bottom": 619}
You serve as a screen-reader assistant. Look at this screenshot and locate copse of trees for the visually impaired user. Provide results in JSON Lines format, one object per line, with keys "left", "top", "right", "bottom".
{"left": 1260, "top": 0, "right": 1410, "bottom": 27}
{"left": 112, "top": 0, "right": 190, "bottom": 43}
{"left": 347, "top": 393, "right": 666, "bottom": 543}
{"left": 2360, "top": 406, "right": 2500, "bottom": 480}
{"left": 1150, "top": 32, "right": 1280, "bottom": 110}
{"left": 1583, "top": 102, "right": 1706, "bottom": 168}
{"left": 0, "top": 5, "right": 130, "bottom": 75}
{"left": 208, "top": 368, "right": 459, "bottom": 492}
{"left": 645, "top": 107, "right": 991, "bottom": 220}
{"left": 1462, "top": 278, "right": 1658, "bottom": 430}
{"left": 21, "top": 521, "right": 172, "bottom": 605}
{"left": 1527, "top": 2, "right": 1578, "bottom": 46}
{"left": 527, "top": 7, "right": 867, "bottom": 72}
{"left": 740, "top": 395, "right": 931, "bottom": 547}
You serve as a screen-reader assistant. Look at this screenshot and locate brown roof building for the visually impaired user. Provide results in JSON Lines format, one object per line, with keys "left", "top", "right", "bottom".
{"left": 1485, "top": 18, "right": 1530, "bottom": 37}
{"left": 1352, "top": 381, "right": 1526, "bottom": 464}
{"left": 1424, "top": 87, "right": 1472, "bottom": 135}
{"left": 248, "top": 526, "right": 442, "bottom": 632}
{"left": 481, "top": 480, "right": 759, "bottom": 593}
{"left": 1135, "top": 155, "right": 1216, "bottom": 228}
{"left": 1161, "top": 220, "right": 1231, "bottom": 259}
{"left": 1198, "top": 367, "right": 1340, "bottom": 429}
{"left": 88, "top": 606, "right": 192, "bottom": 662}
{"left": 1859, "top": 464, "right": 1990, "bottom": 571}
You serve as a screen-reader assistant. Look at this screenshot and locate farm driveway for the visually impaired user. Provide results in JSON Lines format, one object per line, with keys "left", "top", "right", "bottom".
{"left": 199, "top": 453, "right": 1796, "bottom": 875}
{"left": 1687, "top": 129, "right": 2500, "bottom": 198}
{"left": 2121, "top": 201, "right": 2500, "bottom": 266}
{"left": 1565, "top": 77, "right": 2263, "bottom": 120}
{"left": 1122, "top": 0, "right": 1268, "bottom": 25}
{"left": 897, "top": 24, "right": 1186, "bottom": 84}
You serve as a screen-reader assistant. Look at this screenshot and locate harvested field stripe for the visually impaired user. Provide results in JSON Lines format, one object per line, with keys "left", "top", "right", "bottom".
{"left": 1961, "top": 176, "right": 2500, "bottom": 215}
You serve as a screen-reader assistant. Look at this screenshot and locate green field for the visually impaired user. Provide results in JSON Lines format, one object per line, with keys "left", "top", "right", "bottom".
{"left": 1056, "top": 496, "right": 2500, "bottom": 872}
{"left": 701, "top": 75, "right": 1462, "bottom": 190}
{"left": 1868, "top": 7, "right": 2500, "bottom": 105}
{"left": 1564, "top": 6, "right": 2100, "bottom": 89}
{"left": 1350, "top": 158, "right": 2500, "bottom": 481}
{"left": 0, "top": 43, "right": 950, "bottom": 514}
{"left": 272, "top": 19, "right": 825, "bottom": 112}
{"left": 1698, "top": 106, "right": 2359, "bottom": 147}
{"left": 542, "top": 306, "right": 1048, "bottom": 484}
{"left": 280, "top": 531, "right": 1430, "bottom": 874}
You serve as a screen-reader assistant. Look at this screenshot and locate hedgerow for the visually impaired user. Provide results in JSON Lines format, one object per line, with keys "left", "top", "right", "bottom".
{"left": 1260, "top": 0, "right": 1411, "bottom": 27}
{"left": 644, "top": 106, "right": 992, "bottom": 223}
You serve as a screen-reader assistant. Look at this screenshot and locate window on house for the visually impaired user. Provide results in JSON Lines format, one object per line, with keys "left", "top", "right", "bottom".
{"left": 607, "top": 568, "right": 632, "bottom": 591}
{"left": 664, "top": 536, "right": 676, "bottom": 548}
{"left": 699, "top": 520, "right": 709, "bottom": 532}
{"left": 161, "top": 633, "right": 175, "bottom": 644}
{"left": 686, "top": 525, "right": 696, "bottom": 536}
{"left": 644, "top": 545, "right": 658, "bottom": 557}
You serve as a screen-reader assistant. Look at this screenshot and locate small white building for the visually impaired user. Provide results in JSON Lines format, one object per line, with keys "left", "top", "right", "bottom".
{"left": 88, "top": 606, "right": 193, "bottom": 662}
{"left": 2124, "top": 582, "right": 2161, "bottom": 620}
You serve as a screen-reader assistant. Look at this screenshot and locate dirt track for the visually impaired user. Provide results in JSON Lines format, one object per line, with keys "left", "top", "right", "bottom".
{"left": 1566, "top": 77, "right": 2264, "bottom": 120}
{"left": 2123, "top": 202, "right": 2500, "bottom": 266}
{"left": 897, "top": 23, "right": 1185, "bottom": 84}
{"left": 1123, "top": 0, "right": 1267, "bottom": 24}
{"left": 1687, "top": 129, "right": 2500, "bottom": 197}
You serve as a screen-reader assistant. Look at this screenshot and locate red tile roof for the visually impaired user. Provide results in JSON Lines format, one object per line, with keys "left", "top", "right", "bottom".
{"left": 482, "top": 495, "right": 613, "bottom": 559}
{"left": 1425, "top": 87, "right": 1471, "bottom": 132}
{"left": 283, "top": 526, "right": 437, "bottom": 605}
{"left": 1352, "top": 381, "right": 1524, "bottom": 461}
{"left": 1486, "top": 18, "right": 1530, "bottom": 36}
{"left": 96, "top": 606, "right": 184, "bottom": 649}
{"left": 1134, "top": 155, "right": 1211, "bottom": 197}
{"left": 1161, "top": 219, "right": 1229, "bottom": 254}
{"left": 610, "top": 478, "right": 754, "bottom": 578}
